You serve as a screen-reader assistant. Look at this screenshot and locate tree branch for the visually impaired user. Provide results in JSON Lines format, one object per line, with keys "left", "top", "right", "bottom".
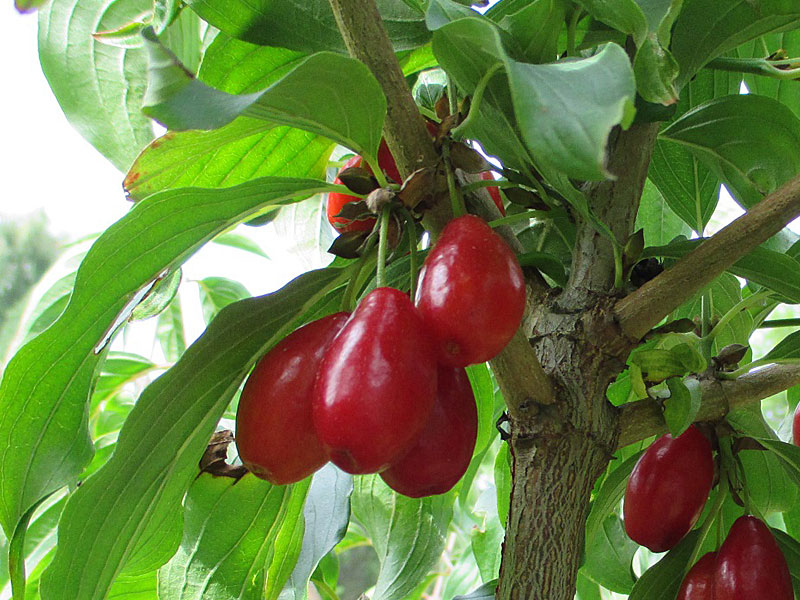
{"left": 326, "top": 0, "right": 449, "bottom": 233}
{"left": 616, "top": 362, "right": 800, "bottom": 448}
{"left": 616, "top": 175, "right": 800, "bottom": 340}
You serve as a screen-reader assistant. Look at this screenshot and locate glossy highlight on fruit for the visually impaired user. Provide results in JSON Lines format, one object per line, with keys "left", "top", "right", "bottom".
{"left": 623, "top": 425, "right": 714, "bottom": 552}
{"left": 380, "top": 366, "right": 478, "bottom": 497}
{"left": 312, "top": 287, "right": 437, "bottom": 474}
{"left": 415, "top": 214, "right": 525, "bottom": 367}
{"left": 327, "top": 141, "right": 401, "bottom": 233}
{"left": 677, "top": 552, "right": 716, "bottom": 600}
{"left": 715, "top": 515, "right": 793, "bottom": 600}
{"left": 235, "top": 312, "right": 349, "bottom": 485}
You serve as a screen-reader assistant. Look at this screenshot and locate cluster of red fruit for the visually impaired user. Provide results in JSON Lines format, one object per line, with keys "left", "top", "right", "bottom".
{"left": 235, "top": 212, "right": 525, "bottom": 497}
{"left": 624, "top": 425, "right": 792, "bottom": 599}
{"left": 327, "top": 139, "right": 505, "bottom": 234}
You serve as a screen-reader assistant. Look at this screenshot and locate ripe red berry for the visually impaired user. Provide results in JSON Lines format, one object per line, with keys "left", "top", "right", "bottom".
{"left": 380, "top": 366, "right": 478, "bottom": 497}
{"left": 792, "top": 401, "right": 800, "bottom": 446}
{"left": 312, "top": 287, "right": 437, "bottom": 474}
{"left": 327, "top": 141, "right": 401, "bottom": 234}
{"left": 480, "top": 171, "right": 505, "bottom": 216}
{"left": 677, "top": 552, "right": 716, "bottom": 600}
{"left": 415, "top": 214, "right": 525, "bottom": 367}
{"left": 714, "top": 515, "right": 792, "bottom": 600}
{"left": 623, "top": 425, "right": 714, "bottom": 552}
{"left": 235, "top": 312, "right": 349, "bottom": 485}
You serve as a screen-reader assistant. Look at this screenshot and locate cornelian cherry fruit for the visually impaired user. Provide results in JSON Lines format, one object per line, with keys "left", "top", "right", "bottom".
{"left": 327, "top": 141, "right": 401, "bottom": 233}
{"left": 312, "top": 287, "right": 437, "bottom": 474}
{"left": 792, "top": 401, "right": 800, "bottom": 446}
{"left": 715, "top": 515, "right": 792, "bottom": 600}
{"left": 677, "top": 552, "right": 716, "bottom": 600}
{"left": 623, "top": 425, "right": 714, "bottom": 552}
{"left": 480, "top": 171, "right": 505, "bottom": 216}
{"left": 235, "top": 312, "right": 349, "bottom": 485}
{"left": 415, "top": 214, "right": 525, "bottom": 367}
{"left": 380, "top": 366, "right": 477, "bottom": 497}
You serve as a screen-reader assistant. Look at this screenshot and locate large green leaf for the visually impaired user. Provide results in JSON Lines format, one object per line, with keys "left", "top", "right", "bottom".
{"left": 671, "top": 0, "right": 800, "bottom": 88}
{"left": 38, "top": 0, "right": 154, "bottom": 171}
{"left": 184, "top": 0, "right": 429, "bottom": 54}
{"left": 576, "top": 0, "right": 647, "bottom": 44}
{"left": 643, "top": 239, "right": 800, "bottom": 303}
{"left": 265, "top": 481, "right": 312, "bottom": 600}
{"left": 351, "top": 475, "right": 454, "bottom": 600}
{"left": 628, "top": 532, "right": 700, "bottom": 599}
{"left": 648, "top": 68, "right": 741, "bottom": 233}
{"left": 142, "top": 32, "right": 386, "bottom": 160}
{"left": 197, "top": 277, "right": 251, "bottom": 325}
{"left": 635, "top": 179, "right": 691, "bottom": 246}
{"left": 0, "top": 177, "right": 335, "bottom": 538}
{"left": 660, "top": 94, "right": 800, "bottom": 208}
{"left": 38, "top": 267, "right": 345, "bottom": 600}
{"left": 158, "top": 474, "right": 302, "bottom": 599}
{"left": 584, "top": 450, "right": 643, "bottom": 547}
{"left": 763, "top": 329, "right": 800, "bottom": 362}
{"left": 583, "top": 514, "right": 638, "bottom": 593}
{"left": 279, "top": 465, "right": 353, "bottom": 600}
{"left": 499, "top": 0, "right": 566, "bottom": 64}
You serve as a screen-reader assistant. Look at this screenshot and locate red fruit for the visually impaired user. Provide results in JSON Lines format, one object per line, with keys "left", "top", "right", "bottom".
{"left": 792, "top": 401, "right": 800, "bottom": 446}
{"left": 677, "top": 552, "right": 716, "bottom": 600}
{"left": 327, "top": 141, "right": 401, "bottom": 234}
{"left": 380, "top": 366, "right": 478, "bottom": 497}
{"left": 312, "top": 287, "right": 437, "bottom": 474}
{"left": 623, "top": 425, "right": 714, "bottom": 552}
{"left": 480, "top": 171, "right": 505, "bottom": 216}
{"left": 235, "top": 312, "right": 349, "bottom": 485}
{"left": 715, "top": 515, "right": 793, "bottom": 600}
{"left": 415, "top": 214, "right": 525, "bottom": 367}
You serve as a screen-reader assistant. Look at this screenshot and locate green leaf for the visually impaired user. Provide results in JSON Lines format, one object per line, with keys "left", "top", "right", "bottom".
{"left": 142, "top": 32, "right": 386, "bottom": 160}
{"left": 156, "top": 293, "right": 186, "bottom": 362}
{"left": 466, "top": 363, "right": 497, "bottom": 458}
{"left": 585, "top": 450, "right": 643, "bottom": 547}
{"left": 212, "top": 233, "right": 269, "bottom": 259}
{"left": 469, "top": 488, "right": 504, "bottom": 582}
{"left": 107, "top": 571, "right": 158, "bottom": 600}
{"left": 130, "top": 268, "right": 182, "bottom": 321}
{"left": 279, "top": 465, "right": 353, "bottom": 600}
{"left": 663, "top": 377, "right": 702, "bottom": 437}
{"left": 660, "top": 94, "right": 800, "bottom": 208}
{"left": 184, "top": 0, "right": 429, "bottom": 53}
{"left": 633, "top": 34, "right": 679, "bottom": 105}
{"left": 351, "top": 475, "right": 454, "bottom": 600}
{"left": 648, "top": 68, "right": 740, "bottom": 233}
{"left": 576, "top": 0, "right": 648, "bottom": 45}
{"left": 0, "top": 176, "right": 334, "bottom": 539}
{"left": 635, "top": 179, "right": 692, "bottom": 246}
{"left": 774, "top": 528, "right": 800, "bottom": 597}
{"left": 38, "top": 267, "right": 345, "bottom": 600}
{"left": 125, "top": 120, "right": 335, "bottom": 200}
{"left": 265, "top": 480, "right": 312, "bottom": 600}
{"left": 671, "top": 0, "right": 800, "bottom": 88}
{"left": 739, "top": 449, "right": 800, "bottom": 515}
{"left": 628, "top": 531, "right": 700, "bottom": 600}
{"left": 425, "top": 0, "right": 479, "bottom": 29}
{"left": 763, "top": 329, "right": 800, "bottom": 362}
{"left": 494, "top": 444, "right": 511, "bottom": 526}
{"left": 158, "top": 474, "right": 301, "bottom": 600}
{"left": 583, "top": 514, "right": 637, "bottom": 593}
{"left": 576, "top": 569, "right": 602, "bottom": 600}
{"left": 642, "top": 239, "right": 800, "bottom": 303}
{"left": 506, "top": 42, "right": 636, "bottom": 181}
{"left": 738, "top": 30, "right": 800, "bottom": 120}
{"left": 197, "top": 277, "right": 252, "bottom": 325}
{"left": 452, "top": 579, "right": 497, "bottom": 600}
{"left": 499, "top": 0, "right": 566, "bottom": 64}
{"left": 38, "top": 0, "right": 155, "bottom": 170}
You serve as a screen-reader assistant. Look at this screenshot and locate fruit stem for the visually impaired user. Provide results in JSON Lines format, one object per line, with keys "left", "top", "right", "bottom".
{"left": 685, "top": 474, "right": 728, "bottom": 573}
{"left": 341, "top": 241, "right": 377, "bottom": 311}
{"left": 733, "top": 451, "right": 768, "bottom": 523}
{"left": 442, "top": 141, "right": 466, "bottom": 218}
{"left": 450, "top": 63, "right": 503, "bottom": 140}
{"left": 376, "top": 205, "right": 392, "bottom": 288}
{"left": 400, "top": 207, "right": 420, "bottom": 299}
{"left": 364, "top": 155, "right": 390, "bottom": 188}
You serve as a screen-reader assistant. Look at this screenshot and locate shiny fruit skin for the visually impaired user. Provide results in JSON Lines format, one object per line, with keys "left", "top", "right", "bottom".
{"left": 715, "top": 515, "right": 793, "bottom": 600}
{"left": 480, "top": 171, "right": 505, "bottom": 216}
{"left": 235, "top": 312, "right": 349, "bottom": 485}
{"left": 380, "top": 366, "right": 478, "bottom": 497}
{"left": 415, "top": 214, "right": 525, "bottom": 367}
{"left": 677, "top": 552, "right": 716, "bottom": 600}
{"left": 623, "top": 425, "right": 714, "bottom": 552}
{"left": 312, "top": 287, "right": 437, "bottom": 474}
{"left": 327, "top": 141, "right": 401, "bottom": 233}
{"left": 792, "top": 401, "right": 800, "bottom": 446}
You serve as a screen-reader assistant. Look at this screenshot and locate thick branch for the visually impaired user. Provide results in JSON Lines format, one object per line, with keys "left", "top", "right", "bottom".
{"left": 616, "top": 362, "right": 800, "bottom": 448}
{"left": 616, "top": 175, "right": 800, "bottom": 340}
